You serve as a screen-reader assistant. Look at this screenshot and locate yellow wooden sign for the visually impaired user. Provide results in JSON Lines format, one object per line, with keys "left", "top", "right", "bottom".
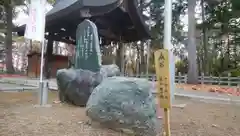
{"left": 154, "top": 49, "right": 171, "bottom": 109}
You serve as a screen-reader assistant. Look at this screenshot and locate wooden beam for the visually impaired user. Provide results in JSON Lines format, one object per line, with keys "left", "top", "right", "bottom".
{"left": 44, "top": 37, "right": 54, "bottom": 79}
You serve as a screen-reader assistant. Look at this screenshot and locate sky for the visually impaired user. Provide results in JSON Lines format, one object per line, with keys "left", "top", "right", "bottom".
{"left": 13, "top": 3, "right": 53, "bottom": 26}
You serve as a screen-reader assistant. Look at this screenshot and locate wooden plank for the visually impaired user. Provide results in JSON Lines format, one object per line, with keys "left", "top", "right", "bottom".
{"left": 154, "top": 49, "right": 171, "bottom": 136}
{"left": 154, "top": 49, "right": 171, "bottom": 108}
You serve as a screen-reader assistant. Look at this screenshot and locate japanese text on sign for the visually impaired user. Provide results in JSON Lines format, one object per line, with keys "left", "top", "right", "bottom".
{"left": 154, "top": 49, "right": 171, "bottom": 108}
{"left": 24, "top": 0, "right": 46, "bottom": 42}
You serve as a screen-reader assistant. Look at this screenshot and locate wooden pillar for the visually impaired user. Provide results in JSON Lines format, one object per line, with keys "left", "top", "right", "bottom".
{"left": 44, "top": 37, "right": 54, "bottom": 79}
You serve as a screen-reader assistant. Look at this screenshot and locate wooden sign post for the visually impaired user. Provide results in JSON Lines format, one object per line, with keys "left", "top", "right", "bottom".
{"left": 154, "top": 49, "right": 171, "bottom": 136}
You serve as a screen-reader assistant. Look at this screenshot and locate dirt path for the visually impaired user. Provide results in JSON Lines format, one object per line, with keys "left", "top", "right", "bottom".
{"left": 0, "top": 91, "right": 239, "bottom": 136}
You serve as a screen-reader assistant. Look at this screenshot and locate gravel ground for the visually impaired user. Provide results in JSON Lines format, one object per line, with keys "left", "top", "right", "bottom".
{"left": 0, "top": 91, "right": 240, "bottom": 136}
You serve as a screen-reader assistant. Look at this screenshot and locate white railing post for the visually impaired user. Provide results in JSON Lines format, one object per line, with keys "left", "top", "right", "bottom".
{"left": 184, "top": 74, "right": 187, "bottom": 83}
{"left": 152, "top": 74, "right": 156, "bottom": 82}
{"left": 228, "top": 73, "right": 231, "bottom": 86}
{"left": 178, "top": 72, "right": 181, "bottom": 84}
{"left": 238, "top": 77, "right": 240, "bottom": 87}
{"left": 140, "top": 72, "right": 144, "bottom": 78}
{"left": 146, "top": 72, "right": 149, "bottom": 79}
{"left": 201, "top": 72, "right": 204, "bottom": 85}
{"left": 209, "top": 75, "right": 213, "bottom": 85}
{"left": 237, "top": 83, "right": 240, "bottom": 95}
{"left": 154, "top": 74, "right": 157, "bottom": 81}
{"left": 218, "top": 75, "right": 221, "bottom": 85}
{"left": 131, "top": 74, "right": 240, "bottom": 87}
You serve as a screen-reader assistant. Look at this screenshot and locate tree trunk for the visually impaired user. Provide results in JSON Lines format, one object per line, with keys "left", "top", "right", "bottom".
{"left": 146, "top": 40, "right": 150, "bottom": 75}
{"left": 187, "top": 0, "right": 198, "bottom": 84}
{"left": 21, "top": 43, "right": 28, "bottom": 72}
{"left": 116, "top": 43, "right": 125, "bottom": 73}
{"left": 139, "top": 0, "right": 145, "bottom": 74}
{"left": 5, "top": 4, "right": 14, "bottom": 73}
{"left": 55, "top": 41, "right": 59, "bottom": 54}
{"left": 29, "top": 40, "right": 33, "bottom": 52}
{"left": 201, "top": 0, "right": 209, "bottom": 75}
{"left": 136, "top": 44, "right": 141, "bottom": 75}
{"left": 233, "top": 30, "right": 237, "bottom": 68}
{"left": 120, "top": 43, "right": 125, "bottom": 74}
{"left": 139, "top": 42, "right": 145, "bottom": 74}
{"left": 197, "top": 52, "right": 201, "bottom": 75}
{"left": 226, "top": 34, "right": 230, "bottom": 66}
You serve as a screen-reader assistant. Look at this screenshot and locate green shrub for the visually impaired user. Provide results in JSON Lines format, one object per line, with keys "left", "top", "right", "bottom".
{"left": 230, "top": 68, "right": 240, "bottom": 77}
{"left": 222, "top": 69, "right": 240, "bottom": 77}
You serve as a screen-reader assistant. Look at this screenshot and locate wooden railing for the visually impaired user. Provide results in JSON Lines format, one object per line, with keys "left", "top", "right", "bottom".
{"left": 127, "top": 73, "right": 240, "bottom": 87}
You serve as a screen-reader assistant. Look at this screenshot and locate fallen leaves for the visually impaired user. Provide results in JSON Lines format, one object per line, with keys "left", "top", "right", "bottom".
{"left": 177, "top": 84, "right": 240, "bottom": 96}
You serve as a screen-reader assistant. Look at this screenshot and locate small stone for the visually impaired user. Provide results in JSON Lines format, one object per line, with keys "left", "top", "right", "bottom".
{"left": 53, "top": 100, "right": 61, "bottom": 104}
{"left": 212, "top": 124, "right": 219, "bottom": 128}
{"left": 77, "top": 121, "right": 83, "bottom": 124}
{"left": 173, "top": 104, "right": 187, "bottom": 109}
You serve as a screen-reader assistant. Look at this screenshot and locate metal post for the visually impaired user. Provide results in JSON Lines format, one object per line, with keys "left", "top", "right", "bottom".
{"left": 162, "top": 2, "right": 174, "bottom": 135}
{"left": 24, "top": 0, "right": 49, "bottom": 107}
{"left": 38, "top": 80, "right": 48, "bottom": 105}
{"left": 164, "top": 0, "right": 175, "bottom": 101}
{"left": 40, "top": 41, "right": 44, "bottom": 83}
{"left": 38, "top": 0, "right": 49, "bottom": 106}
{"left": 164, "top": 0, "right": 173, "bottom": 49}
{"left": 39, "top": 41, "right": 48, "bottom": 106}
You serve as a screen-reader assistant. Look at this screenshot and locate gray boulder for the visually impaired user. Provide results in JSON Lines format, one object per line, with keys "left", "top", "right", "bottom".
{"left": 56, "top": 68, "right": 102, "bottom": 107}
{"left": 56, "top": 65, "right": 120, "bottom": 107}
{"left": 100, "top": 64, "right": 120, "bottom": 77}
{"left": 86, "top": 77, "right": 158, "bottom": 136}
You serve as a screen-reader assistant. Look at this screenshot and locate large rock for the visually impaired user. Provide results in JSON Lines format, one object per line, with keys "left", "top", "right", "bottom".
{"left": 56, "top": 68, "right": 102, "bottom": 106}
{"left": 56, "top": 65, "right": 120, "bottom": 106}
{"left": 100, "top": 64, "right": 120, "bottom": 77}
{"left": 86, "top": 77, "right": 158, "bottom": 136}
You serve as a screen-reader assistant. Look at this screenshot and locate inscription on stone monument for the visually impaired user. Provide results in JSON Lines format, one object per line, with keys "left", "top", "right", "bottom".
{"left": 75, "top": 19, "right": 102, "bottom": 72}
